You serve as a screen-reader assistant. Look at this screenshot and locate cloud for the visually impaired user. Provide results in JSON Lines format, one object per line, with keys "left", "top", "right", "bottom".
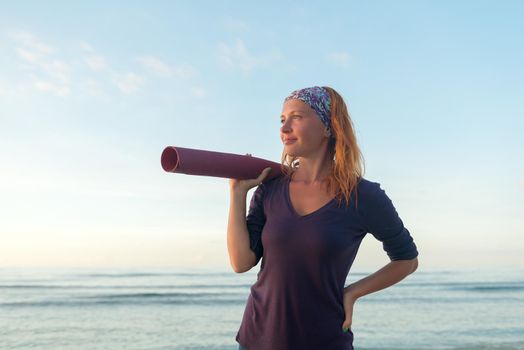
{"left": 137, "top": 55, "right": 197, "bottom": 79}
{"left": 15, "top": 47, "right": 40, "bottom": 64}
{"left": 80, "top": 43, "right": 146, "bottom": 95}
{"left": 10, "top": 31, "right": 71, "bottom": 97}
{"left": 325, "top": 51, "right": 351, "bottom": 68}
{"left": 112, "top": 72, "right": 144, "bottom": 93}
{"left": 84, "top": 55, "right": 107, "bottom": 71}
{"left": 191, "top": 86, "right": 207, "bottom": 98}
{"left": 83, "top": 79, "right": 104, "bottom": 96}
{"left": 10, "top": 31, "right": 54, "bottom": 55}
{"left": 33, "top": 79, "right": 70, "bottom": 97}
{"left": 8, "top": 32, "right": 203, "bottom": 97}
{"left": 42, "top": 60, "right": 70, "bottom": 83}
{"left": 138, "top": 55, "right": 173, "bottom": 77}
{"left": 217, "top": 39, "right": 281, "bottom": 75}
{"left": 79, "top": 41, "right": 94, "bottom": 52}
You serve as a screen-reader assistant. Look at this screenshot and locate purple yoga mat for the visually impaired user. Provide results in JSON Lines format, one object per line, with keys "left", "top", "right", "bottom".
{"left": 161, "top": 146, "right": 283, "bottom": 182}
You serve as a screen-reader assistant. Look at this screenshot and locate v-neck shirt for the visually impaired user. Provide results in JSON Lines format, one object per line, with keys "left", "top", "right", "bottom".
{"left": 285, "top": 176, "right": 337, "bottom": 219}
{"left": 236, "top": 174, "right": 419, "bottom": 350}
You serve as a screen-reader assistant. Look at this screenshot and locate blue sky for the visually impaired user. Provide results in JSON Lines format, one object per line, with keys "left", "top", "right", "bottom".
{"left": 0, "top": 1, "right": 522, "bottom": 271}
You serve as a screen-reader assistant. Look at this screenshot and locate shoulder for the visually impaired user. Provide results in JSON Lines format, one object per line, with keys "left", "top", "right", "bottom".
{"left": 355, "top": 177, "right": 389, "bottom": 208}
{"left": 252, "top": 173, "right": 286, "bottom": 199}
{"left": 356, "top": 177, "right": 382, "bottom": 197}
{"left": 260, "top": 173, "right": 287, "bottom": 191}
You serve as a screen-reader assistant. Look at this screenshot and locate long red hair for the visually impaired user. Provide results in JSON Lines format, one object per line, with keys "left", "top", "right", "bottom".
{"left": 280, "top": 86, "right": 365, "bottom": 208}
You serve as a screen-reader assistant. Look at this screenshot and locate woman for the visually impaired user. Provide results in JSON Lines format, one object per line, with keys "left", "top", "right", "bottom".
{"left": 228, "top": 86, "right": 419, "bottom": 350}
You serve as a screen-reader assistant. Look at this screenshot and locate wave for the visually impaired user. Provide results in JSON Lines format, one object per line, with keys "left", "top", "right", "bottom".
{"left": 0, "top": 283, "right": 254, "bottom": 290}
{"left": 1, "top": 291, "right": 249, "bottom": 307}
{"left": 358, "top": 342, "right": 524, "bottom": 350}
{"left": 73, "top": 272, "right": 233, "bottom": 278}
{"left": 392, "top": 281, "right": 524, "bottom": 291}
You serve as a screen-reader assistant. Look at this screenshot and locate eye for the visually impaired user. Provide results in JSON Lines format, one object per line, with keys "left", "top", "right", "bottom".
{"left": 280, "top": 115, "right": 300, "bottom": 124}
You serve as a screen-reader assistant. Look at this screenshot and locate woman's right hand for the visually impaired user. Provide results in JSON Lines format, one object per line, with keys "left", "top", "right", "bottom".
{"left": 229, "top": 153, "right": 272, "bottom": 194}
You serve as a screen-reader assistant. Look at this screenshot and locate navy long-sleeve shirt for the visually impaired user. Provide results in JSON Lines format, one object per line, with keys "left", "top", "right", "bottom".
{"left": 235, "top": 174, "right": 419, "bottom": 350}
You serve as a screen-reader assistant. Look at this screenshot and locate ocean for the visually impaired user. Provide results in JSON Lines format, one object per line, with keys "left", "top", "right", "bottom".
{"left": 1, "top": 267, "right": 523, "bottom": 350}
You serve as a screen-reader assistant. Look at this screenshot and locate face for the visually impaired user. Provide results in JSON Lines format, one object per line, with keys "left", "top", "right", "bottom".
{"left": 280, "top": 98, "right": 329, "bottom": 158}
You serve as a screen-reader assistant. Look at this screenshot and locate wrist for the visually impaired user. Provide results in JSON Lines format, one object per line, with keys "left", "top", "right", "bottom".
{"left": 231, "top": 188, "right": 248, "bottom": 199}
{"left": 343, "top": 284, "right": 361, "bottom": 300}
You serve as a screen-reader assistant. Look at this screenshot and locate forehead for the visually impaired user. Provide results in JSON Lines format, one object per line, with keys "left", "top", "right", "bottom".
{"left": 281, "top": 99, "right": 313, "bottom": 116}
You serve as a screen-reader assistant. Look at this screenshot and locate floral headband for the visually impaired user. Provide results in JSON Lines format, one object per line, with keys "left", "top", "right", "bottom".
{"left": 284, "top": 86, "right": 332, "bottom": 137}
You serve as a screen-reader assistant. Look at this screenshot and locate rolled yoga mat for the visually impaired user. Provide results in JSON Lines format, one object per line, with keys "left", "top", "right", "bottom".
{"left": 161, "top": 146, "right": 284, "bottom": 182}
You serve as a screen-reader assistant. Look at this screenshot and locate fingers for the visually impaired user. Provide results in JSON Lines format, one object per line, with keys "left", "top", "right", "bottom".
{"left": 342, "top": 320, "right": 351, "bottom": 332}
{"left": 341, "top": 319, "right": 352, "bottom": 332}
{"left": 259, "top": 167, "right": 272, "bottom": 179}
{"left": 244, "top": 153, "right": 271, "bottom": 184}
{"left": 255, "top": 167, "right": 272, "bottom": 185}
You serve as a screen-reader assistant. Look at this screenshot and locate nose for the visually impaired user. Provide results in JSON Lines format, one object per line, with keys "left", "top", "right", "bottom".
{"left": 280, "top": 118, "right": 292, "bottom": 134}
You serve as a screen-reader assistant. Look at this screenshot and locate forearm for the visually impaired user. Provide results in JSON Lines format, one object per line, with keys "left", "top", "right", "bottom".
{"left": 344, "top": 258, "right": 418, "bottom": 299}
{"left": 227, "top": 190, "right": 254, "bottom": 273}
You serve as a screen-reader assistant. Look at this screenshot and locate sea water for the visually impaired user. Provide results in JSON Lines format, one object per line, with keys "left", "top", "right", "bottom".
{"left": 1, "top": 267, "right": 523, "bottom": 350}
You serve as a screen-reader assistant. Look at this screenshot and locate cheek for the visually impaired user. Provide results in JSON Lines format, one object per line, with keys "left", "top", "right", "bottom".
{"left": 292, "top": 120, "right": 323, "bottom": 142}
{"left": 302, "top": 125, "right": 323, "bottom": 141}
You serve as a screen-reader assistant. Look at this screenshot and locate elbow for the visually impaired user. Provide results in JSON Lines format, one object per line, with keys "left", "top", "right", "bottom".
{"left": 230, "top": 256, "right": 256, "bottom": 274}
{"left": 230, "top": 259, "right": 245, "bottom": 273}
{"left": 231, "top": 263, "right": 247, "bottom": 274}
{"left": 410, "top": 257, "right": 418, "bottom": 273}
{"left": 232, "top": 264, "right": 251, "bottom": 274}
{"left": 234, "top": 250, "right": 258, "bottom": 273}
{"left": 391, "top": 256, "right": 418, "bottom": 274}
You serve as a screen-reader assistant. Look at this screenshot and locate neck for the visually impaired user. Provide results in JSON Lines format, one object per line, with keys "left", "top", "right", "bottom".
{"left": 291, "top": 158, "right": 333, "bottom": 184}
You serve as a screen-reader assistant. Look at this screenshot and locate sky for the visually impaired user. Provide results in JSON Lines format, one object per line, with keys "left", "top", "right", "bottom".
{"left": 0, "top": 1, "right": 522, "bottom": 271}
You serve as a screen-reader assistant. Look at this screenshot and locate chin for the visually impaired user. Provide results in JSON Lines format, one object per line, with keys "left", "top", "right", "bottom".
{"left": 284, "top": 147, "right": 297, "bottom": 156}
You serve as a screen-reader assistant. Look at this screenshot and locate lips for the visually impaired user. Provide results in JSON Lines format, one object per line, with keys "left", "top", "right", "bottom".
{"left": 284, "top": 138, "right": 297, "bottom": 144}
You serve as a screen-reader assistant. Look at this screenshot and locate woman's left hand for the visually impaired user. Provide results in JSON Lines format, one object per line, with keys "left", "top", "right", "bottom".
{"left": 342, "top": 288, "right": 358, "bottom": 332}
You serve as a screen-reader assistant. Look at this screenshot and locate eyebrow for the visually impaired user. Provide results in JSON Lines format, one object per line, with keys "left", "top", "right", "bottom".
{"left": 280, "top": 110, "right": 306, "bottom": 118}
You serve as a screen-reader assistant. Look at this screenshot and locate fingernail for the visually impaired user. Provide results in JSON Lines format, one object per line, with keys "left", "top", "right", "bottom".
{"left": 342, "top": 327, "right": 348, "bottom": 333}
